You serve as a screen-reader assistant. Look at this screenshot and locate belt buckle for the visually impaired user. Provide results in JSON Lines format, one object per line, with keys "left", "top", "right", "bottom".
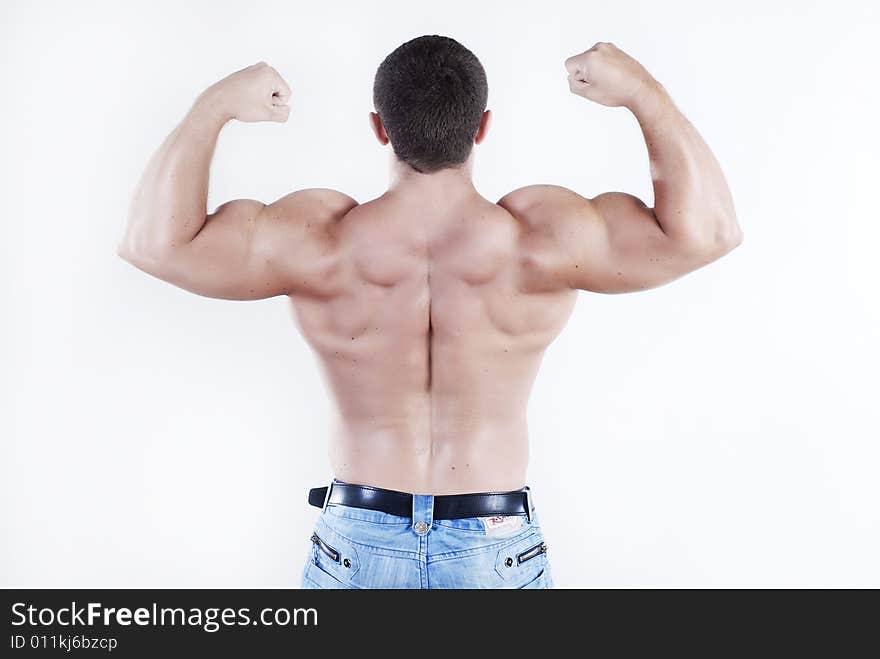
{"left": 524, "top": 487, "right": 533, "bottom": 522}
{"left": 322, "top": 480, "right": 334, "bottom": 510}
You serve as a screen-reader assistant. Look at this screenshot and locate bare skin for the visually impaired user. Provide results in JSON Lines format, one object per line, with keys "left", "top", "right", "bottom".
{"left": 119, "top": 43, "right": 742, "bottom": 495}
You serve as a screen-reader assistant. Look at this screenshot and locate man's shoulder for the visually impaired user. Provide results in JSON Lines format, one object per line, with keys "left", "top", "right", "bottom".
{"left": 496, "top": 184, "right": 596, "bottom": 228}
{"left": 267, "top": 188, "right": 359, "bottom": 225}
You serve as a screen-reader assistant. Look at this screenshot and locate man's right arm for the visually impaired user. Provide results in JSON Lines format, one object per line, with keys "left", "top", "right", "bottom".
{"left": 499, "top": 42, "right": 742, "bottom": 294}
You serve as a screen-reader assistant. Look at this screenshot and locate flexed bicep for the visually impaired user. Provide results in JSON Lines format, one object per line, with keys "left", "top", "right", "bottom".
{"left": 578, "top": 191, "right": 719, "bottom": 293}
{"left": 500, "top": 184, "right": 722, "bottom": 294}
{"left": 128, "top": 189, "right": 355, "bottom": 301}
{"left": 549, "top": 42, "right": 742, "bottom": 293}
{"left": 147, "top": 198, "right": 287, "bottom": 300}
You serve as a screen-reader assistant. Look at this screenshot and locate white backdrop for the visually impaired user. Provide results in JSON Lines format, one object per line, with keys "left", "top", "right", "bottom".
{"left": 2, "top": 0, "right": 878, "bottom": 588}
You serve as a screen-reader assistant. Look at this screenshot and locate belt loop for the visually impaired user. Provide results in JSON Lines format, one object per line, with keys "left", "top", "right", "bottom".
{"left": 322, "top": 479, "right": 334, "bottom": 511}
{"left": 524, "top": 486, "right": 533, "bottom": 523}
{"left": 411, "top": 493, "right": 434, "bottom": 535}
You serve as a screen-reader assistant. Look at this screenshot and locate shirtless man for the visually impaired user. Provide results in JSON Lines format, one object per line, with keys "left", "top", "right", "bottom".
{"left": 118, "top": 36, "right": 741, "bottom": 589}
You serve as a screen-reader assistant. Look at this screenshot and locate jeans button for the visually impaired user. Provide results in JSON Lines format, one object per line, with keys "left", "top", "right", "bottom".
{"left": 413, "top": 520, "right": 429, "bottom": 535}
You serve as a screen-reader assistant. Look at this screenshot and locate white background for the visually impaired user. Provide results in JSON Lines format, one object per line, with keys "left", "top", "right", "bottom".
{"left": 2, "top": 0, "right": 879, "bottom": 588}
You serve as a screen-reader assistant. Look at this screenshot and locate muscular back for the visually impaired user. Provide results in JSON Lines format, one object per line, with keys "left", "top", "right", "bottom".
{"left": 291, "top": 189, "right": 577, "bottom": 494}
{"left": 123, "top": 174, "right": 736, "bottom": 495}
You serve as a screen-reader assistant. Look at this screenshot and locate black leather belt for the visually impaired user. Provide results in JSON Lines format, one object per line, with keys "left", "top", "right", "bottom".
{"left": 308, "top": 483, "right": 534, "bottom": 520}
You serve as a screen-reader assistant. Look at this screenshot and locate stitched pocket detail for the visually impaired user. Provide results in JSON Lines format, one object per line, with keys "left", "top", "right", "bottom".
{"left": 517, "top": 569, "right": 547, "bottom": 589}
{"left": 305, "top": 560, "right": 359, "bottom": 589}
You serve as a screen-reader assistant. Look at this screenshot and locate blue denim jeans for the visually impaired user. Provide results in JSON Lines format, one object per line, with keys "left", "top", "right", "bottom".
{"left": 300, "top": 480, "right": 553, "bottom": 589}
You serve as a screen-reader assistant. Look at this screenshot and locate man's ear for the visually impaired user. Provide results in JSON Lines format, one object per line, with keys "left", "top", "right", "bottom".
{"left": 474, "top": 109, "right": 492, "bottom": 144}
{"left": 369, "top": 111, "right": 390, "bottom": 145}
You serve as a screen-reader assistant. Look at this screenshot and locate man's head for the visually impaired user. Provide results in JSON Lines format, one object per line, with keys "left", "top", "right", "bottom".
{"left": 371, "top": 35, "right": 490, "bottom": 174}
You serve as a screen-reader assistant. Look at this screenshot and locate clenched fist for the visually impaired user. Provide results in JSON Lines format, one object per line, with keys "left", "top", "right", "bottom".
{"left": 199, "top": 62, "right": 291, "bottom": 123}
{"left": 565, "top": 42, "right": 655, "bottom": 108}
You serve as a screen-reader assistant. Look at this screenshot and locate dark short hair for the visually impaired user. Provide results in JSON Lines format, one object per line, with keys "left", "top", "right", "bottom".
{"left": 373, "top": 35, "right": 488, "bottom": 173}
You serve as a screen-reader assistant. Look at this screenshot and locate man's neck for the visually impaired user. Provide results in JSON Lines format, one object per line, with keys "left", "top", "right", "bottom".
{"left": 386, "top": 154, "right": 478, "bottom": 201}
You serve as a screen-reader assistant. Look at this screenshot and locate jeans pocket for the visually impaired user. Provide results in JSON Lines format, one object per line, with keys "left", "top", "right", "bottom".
{"left": 494, "top": 531, "right": 549, "bottom": 586}
{"left": 307, "top": 528, "right": 361, "bottom": 587}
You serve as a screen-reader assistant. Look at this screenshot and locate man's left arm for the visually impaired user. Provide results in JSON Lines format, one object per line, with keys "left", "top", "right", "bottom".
{"left": 118, "top": 62, "right": 356, "bottom": 300}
